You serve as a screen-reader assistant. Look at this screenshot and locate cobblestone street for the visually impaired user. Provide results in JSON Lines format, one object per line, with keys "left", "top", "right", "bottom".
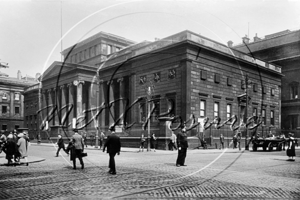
{"left": 0, "top": 144, "right": 299, "bottom": 199}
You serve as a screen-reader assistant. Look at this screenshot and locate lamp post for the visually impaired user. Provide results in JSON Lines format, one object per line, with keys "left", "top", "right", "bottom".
{"left": 144, "top": 81, "right": 155, "bottom": 152}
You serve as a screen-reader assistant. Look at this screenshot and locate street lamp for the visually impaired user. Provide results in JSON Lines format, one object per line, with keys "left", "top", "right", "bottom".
{"left": 144, "top": 81, "right": 155, "bottom": 152}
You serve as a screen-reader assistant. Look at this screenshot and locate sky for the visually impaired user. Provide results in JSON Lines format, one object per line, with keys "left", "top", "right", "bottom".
{"left": 0, "top": 0, "right": 299, "bottom": 78}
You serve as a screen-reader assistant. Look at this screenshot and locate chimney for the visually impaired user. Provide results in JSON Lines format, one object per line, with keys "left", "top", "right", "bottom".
{"left": 253, "top": 33, "right": 261, "bottom": 42}
{"left": 35, "top": 73, "right": 41, "bottom": 81}
{"left": 242, "top": 35, "right": 250, "bottom": 44}
{"left": 227, "top": 40, "right": 233, "bottom": 48}
{"left": 17, "top": 70, "right": 22, "bottom": 79}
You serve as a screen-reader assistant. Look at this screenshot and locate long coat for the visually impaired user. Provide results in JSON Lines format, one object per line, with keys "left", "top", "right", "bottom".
{"left": 4, "top": 138, "right": 17, "bottom": 160}
{"left": 287, "top": 138, "right": 296, "bottom": 157}
{"left": 103, "top": 133, "right": 121, "bottom": 154}
{"left": 17, "top": 137, "right": 28, "bottom": 158}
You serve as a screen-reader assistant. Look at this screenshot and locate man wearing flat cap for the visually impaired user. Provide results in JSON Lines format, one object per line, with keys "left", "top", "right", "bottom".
{"left": 103, "top": 126, "right": 121, "bottom": 175}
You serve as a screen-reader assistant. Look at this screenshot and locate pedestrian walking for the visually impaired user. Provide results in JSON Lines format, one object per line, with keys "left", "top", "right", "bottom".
{"left": 219, "top": 134, "right": 224, "bottom": 149}
{"left": 150, "top": 133, "right": 157, "bottom": 152}
{"left": 286, "top": 132, "right": 296, "bottom": 161}
{"left": 103, "top": 126, "right": 121, "bottom": 175}
{"left": 176, "top": 125, "right": 188, "bottom": 167}
{"left": 170, "top": 131, "right": 177, "bottom": 151}
{"left": 3, "top": 133, "right": 17, "bottom": 165}
{"left": 83, "top": 132, "right": 88, "bottom": 147}
{"left": 55, "top": 134, "right": 68, "bottom": 157}
{"left": 99, "top": 130, "right": 105, "bottom": 149}
{"left": 71, "top": 129, "right": 85, "bottom": 169}
{"left": 139, "top": 133, "right": 146, "bottom": 152}
{"left": 16, "top": 133, "right": 29, "bottom": 166}
{"left": 236, "top": 131, "right": 241, "bottom": 151}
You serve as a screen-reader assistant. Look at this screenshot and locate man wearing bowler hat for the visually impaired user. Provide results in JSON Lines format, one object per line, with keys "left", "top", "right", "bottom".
{"left": 103, "top": 126, "right": 121, "bottom": 175}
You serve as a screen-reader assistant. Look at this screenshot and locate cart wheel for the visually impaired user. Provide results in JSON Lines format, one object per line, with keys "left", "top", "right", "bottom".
{"left": 268, "top": 144, "right": 273, "bottom": 151}
{"left": 263, "top": 146, "right": 267, "bottom": 151}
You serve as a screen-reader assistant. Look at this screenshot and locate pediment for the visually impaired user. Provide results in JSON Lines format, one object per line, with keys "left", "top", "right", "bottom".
{"left": 41, "top": 61, "right": 76, "bottom": 81}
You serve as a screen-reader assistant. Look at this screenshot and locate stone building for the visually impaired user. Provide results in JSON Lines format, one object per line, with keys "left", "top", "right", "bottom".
{"left": 37, "top": 30, "right": 283, "bottom": 149}
{"left": 233, "top": 29, "right": 300, "bottom": 135}
{"left": 0, "top": 70, "right": 38, "bottom": 134}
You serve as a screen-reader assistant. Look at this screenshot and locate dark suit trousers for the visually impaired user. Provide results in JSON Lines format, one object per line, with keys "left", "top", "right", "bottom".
{"left": 176, "top": 148, "right": 187, "bottom": 165}
{"left": 56, "top": 146, "right": 66, "bottom": 156}
{"left": 73, "top": 149, "right": 84, "bottom": 168}
{"left": 109, "top": 152, "right": 117, "bottom": 172}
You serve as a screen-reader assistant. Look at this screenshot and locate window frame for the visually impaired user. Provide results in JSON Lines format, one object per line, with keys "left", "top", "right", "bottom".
{"left": 214, "top": 102, "right": 220, "bottom": 118}
{"left": 200, "top": 99, "right": 206, "bottom": 117}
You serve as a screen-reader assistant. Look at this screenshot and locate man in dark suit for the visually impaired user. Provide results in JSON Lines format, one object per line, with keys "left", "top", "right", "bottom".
{"left": 103, "top": 126, "right": 121, "bottom": 175}
{"left": 55, "top": 134, "right": 68, "bottom": 157}
{"left": 176, "top": 125, "right": 188, "bottom": 167}
{"left": 71, "top": 129, "right": 84, "bottom": 169}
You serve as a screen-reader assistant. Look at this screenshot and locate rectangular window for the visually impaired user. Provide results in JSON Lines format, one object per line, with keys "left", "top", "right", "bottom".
{"left": 2, "top": 106, "right": 7, "bottom": 114}
{"left": 214, "top": 102, "right": 219, "bottom": 118}
{"left": 226, "top": 104, "right": 232, "bottom": 119}
{"left": 201, "top": 70, "right": 207, "bottom": 80}
{"left": 107, "top": 45, "right": 112, "bottom": 54}
{"left": 14, "top": 93, "right": 20, "bottom": 101}
{"left": 262, "top": 86, "right": 267, "bottom": 94}
{"left": 15, "top": 106, "right": 20, "bottom": 114}
{"left": 262, "top": 109, "right": 266, "bottom": 125}
{"left": 96, "top": 44, "right": 101, "bottom": 55}
{"left": 253, "top": 107, "right": 257, "bottom": 116}
{"left": 214, "top": 73, "right": 220, "bottom": 83}
{"left": 271, "top": 88, "right": 275, "bottom": 96}
{"left": 227, "top": 77, "right": 232, "bottom": 86}
{"left": 291, "top": 85, "right": 298, "bottom": 99}
{"left": 200, "top": 100, "right": 206, "bottom": 117}
{"left": 15, "top": 125, "right": 19, "bottom": 130}
{"left": 270, "top": 110, "right": 274, "bottom": 125}
{"left": 253, "top": 83, "right": 258, "bottom": 92}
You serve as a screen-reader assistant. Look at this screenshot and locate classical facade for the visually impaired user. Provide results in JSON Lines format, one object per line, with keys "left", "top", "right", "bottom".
{"left": 0, "top": 70, "right": 38, "bottom": 133}
{"left": 37, "top": 30, "right": 283, "bottom": 149}
{"left": 233, "top": 29, "right": 300, "bottom": 135}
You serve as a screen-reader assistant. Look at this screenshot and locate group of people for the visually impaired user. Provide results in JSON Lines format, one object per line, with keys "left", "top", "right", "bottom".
{"left": 0, "top": 130, "right": 30, "bottom": 165}
{"left": 139, "top": 132, "right": 157, "bottom": 152}
{"left": 55, "top": 127, "right": 121, "bottom": 174}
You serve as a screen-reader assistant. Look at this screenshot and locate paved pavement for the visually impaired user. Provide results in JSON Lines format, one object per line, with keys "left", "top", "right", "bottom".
{"left": 0, "top": 143, "right": 299, "bottom": 199}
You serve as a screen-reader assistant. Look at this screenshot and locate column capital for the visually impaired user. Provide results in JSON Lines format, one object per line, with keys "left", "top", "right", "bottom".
{"left": 117, "top": 77, "right": 124, "bottom": 83}
{"left": 73, "top": 80, "right": 85, "bottom": 86}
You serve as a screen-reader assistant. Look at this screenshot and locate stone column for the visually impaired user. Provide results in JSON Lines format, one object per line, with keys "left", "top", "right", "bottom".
{"left": 99, "top": 80, "right": 105, "bottom": 129}
{"left": 47, "top": 89, "right": 54, "bottom": 125}
{"left": 118, "top": 78, "right": 124, "bottom": 125}
{"left": 60, "top": 84, "right": 68, "bottom": 126}
{"left": 67, "top": 83, "right": 75, "bottom": 129}
{"left": 77, "top": 81, "right": 85, "bottom": 128}
{"left": 108, "top": 80, "right": 115, "bottom": 127}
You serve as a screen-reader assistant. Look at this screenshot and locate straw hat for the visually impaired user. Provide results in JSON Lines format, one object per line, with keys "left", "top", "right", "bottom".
{"left": 18, "top": 133, "right": 24, "bottom": 137}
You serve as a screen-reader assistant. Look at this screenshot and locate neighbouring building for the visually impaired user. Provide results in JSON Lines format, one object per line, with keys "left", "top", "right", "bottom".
{"left": 38, "top": 30, "right": 283, "bottom": 149}
{"left": 0, "top": 70, "right": 38, "bottom": 135}
{"left": 233, "top": 29, "right": 300, "bottom": 136}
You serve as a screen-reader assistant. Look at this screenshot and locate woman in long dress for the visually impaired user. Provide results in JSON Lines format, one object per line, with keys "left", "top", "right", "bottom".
{"left": 286, "top": 133, "right": 296, "bottom": 161}
{"left": 17, "top": 133, "right": 29, "bottom": 166}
